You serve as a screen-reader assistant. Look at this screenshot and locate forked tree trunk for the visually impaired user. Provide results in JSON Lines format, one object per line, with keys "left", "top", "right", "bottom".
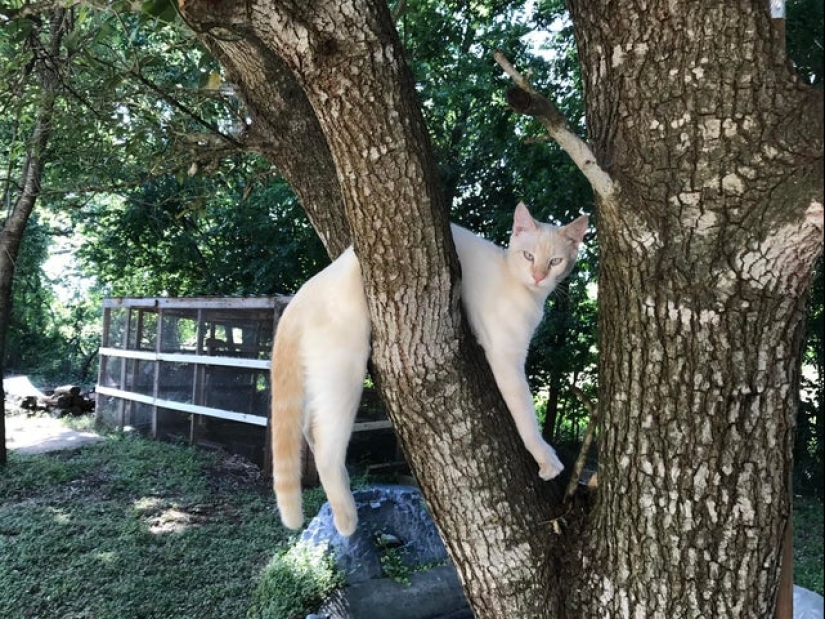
{"left": 179, "top": 0, "right": 822, "bottom": 616}
{"left": 181, "top": 1, "right": 568, "bottom": 615}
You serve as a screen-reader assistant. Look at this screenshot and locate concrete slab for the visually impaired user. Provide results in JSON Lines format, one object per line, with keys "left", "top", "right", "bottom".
{"left": 795, "top": 586, "right": 825, "bottom": 619}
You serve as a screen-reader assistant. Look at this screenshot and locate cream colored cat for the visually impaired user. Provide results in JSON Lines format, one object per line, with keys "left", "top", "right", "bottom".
{"left": 270, "top": 202, "right": 588, "bottom": 536}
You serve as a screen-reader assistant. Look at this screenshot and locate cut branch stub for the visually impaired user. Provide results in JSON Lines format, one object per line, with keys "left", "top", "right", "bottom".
{"left": 506, "top": 87, "right": 566, "bottom": 129}
{"left": 506, "top": 86, "right": 533, "bottom": 115}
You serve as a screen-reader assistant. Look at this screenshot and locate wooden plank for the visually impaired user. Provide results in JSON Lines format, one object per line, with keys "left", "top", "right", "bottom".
{"left": 103, "top": 296, "right": 291, "bottom": 310}
{"left": 99, "top": 347, "right": 270, "bottom": 370}
{"left": 352, "top": 420, "right": 393, "bottom": 432}
{"left": 96, "top": 386, "right": 268, "bottom": 426}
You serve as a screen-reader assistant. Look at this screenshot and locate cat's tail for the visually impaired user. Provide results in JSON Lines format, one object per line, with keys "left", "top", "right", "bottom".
{"left": 270, "top": 304, "right": 306, "bottom": 531}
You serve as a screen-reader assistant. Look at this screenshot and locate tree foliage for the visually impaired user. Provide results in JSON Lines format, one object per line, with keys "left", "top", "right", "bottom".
{"left": 77, "top": 173, "right": 327, "bottom": 297}
{"left": 798, "top": 259, "right": 824, "bottom": 497}
{"left": 0, "top": 3, "right": 341, "bottom": 391}
{"left": 6, "top": 215, "right": 62, "bottom": 375}
{"left": 2, "top": 0, "right": 821, "bottom": 492}
{"left": 787, "top": 0, "right": 823, "bottom": 86}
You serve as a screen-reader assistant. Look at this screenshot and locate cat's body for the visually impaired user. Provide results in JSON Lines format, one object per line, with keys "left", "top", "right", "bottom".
{"left": 271, "top": 203, "right": 588, "bottom": 536}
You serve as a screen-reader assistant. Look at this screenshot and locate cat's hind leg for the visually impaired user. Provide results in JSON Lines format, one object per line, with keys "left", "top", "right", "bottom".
{"left": 304, "top": 350, "right": 367, "bottom": 537}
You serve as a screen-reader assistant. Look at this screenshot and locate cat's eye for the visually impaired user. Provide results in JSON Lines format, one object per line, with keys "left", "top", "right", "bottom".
{"left": 523, "top": 251, "right": 535, "bottom": 262}
{"left": 549, "top": 257, "right": 564, "bottom": 267}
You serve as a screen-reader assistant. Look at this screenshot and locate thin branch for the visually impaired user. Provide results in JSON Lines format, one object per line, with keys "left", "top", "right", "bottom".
{"left": 494, "top": 50, "right": 537, "bottom": 95}
{"left": 130, "top": 70, "right": 244, "bottom": 150}
{"left": 391, "top": 0, "right": 407, "bottom": 22}
{"left": 91, "top": 52, "right": 243, "bottom": 151}
{"left": 493, "top": 50, "right": 617, "bottom": 203}
{"left": 564, "top": 385, "right": 598, "bottom": 501}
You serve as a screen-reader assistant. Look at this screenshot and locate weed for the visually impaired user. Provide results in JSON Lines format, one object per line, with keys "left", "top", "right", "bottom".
{"left": 247, "top": 542, "right": 343, "bottom": 619}
{"left": 379, "top": 544, "right": 412, "bottom": 585}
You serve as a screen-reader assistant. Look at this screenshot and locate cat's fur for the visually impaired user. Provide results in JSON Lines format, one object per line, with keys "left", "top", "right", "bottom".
{"left": 270, "top": 202, "right": 588, "bottom": 536}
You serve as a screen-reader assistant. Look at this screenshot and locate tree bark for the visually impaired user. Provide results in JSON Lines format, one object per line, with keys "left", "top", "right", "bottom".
{"left": 561, "top": 2, "right": 823, "bottom": 615}
{"left": 0, "top": 9, "right": 70, "bottom": 466}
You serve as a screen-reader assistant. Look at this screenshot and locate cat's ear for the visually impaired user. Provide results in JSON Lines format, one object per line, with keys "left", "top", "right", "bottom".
{"left": 561, "top": 214, "right": 589, "bottom": 251}
{"left": 513, "top": 201, "right": 539, "bottom": 236}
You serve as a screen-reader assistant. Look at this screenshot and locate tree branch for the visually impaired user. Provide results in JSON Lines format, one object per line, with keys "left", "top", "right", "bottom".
{"left": 564, "top": 385, "right": 598, "bottom": 501}
{"left": 178, "top": 0, "right": 353, "bottom": 256}
{"left": 494, "top": 50, "right": 617, "bottom": 204}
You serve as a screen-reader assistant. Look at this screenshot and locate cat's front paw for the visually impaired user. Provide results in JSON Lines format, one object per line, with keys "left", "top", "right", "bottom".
{"left": 536, "top": 447, "right": 564, "bottom": 480}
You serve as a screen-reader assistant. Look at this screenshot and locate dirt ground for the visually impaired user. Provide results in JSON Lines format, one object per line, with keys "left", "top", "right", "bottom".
{"left": 4, "top": 414, "right": 104, "bottom": 455}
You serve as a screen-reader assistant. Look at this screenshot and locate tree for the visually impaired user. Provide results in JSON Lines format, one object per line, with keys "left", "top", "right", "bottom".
{"left": 0, "top": 3, "right": 260, "bottom": 390}
{"left": 6, "top": 213, "right": 64, "bottom": 376}
{"left": 177, "top": 0, "right": 822, "bottom": 615}
{"left": 0, "top": 9, "right": 70, "bottom": 465}
{"left": 555, "top": 7, "right": 822, "bottom": 615}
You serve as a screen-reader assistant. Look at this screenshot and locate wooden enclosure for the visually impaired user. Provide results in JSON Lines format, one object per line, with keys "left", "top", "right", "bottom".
{"left": 96, "top": 296, "right": 289, "bottom": 465}
{"left": 96, "top": 296, "right": 397, "bottom": 472}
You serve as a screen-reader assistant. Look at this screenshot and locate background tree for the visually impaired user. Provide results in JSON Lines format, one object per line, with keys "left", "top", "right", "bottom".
{"left": 797, "top": 260, "right": 823, "bottom": 497}
{"left": 0, "top": 8, "right": 71, "bottom": 465}
{"left": 7, "top": 214, "right": 64, "bottom": 376}
{"left": 0, "top": 2, "right": 248, "bottom": 461}
{"left": 785, "top": 0, "right": 824, "bottom": 501}
{"left": 0, "top": 3, "right": 260, "bottom": 361}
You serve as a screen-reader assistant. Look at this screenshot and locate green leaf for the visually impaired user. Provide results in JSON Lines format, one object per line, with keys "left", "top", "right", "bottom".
{"left": 140, "top": 0, "right": 179, "bottom": 24}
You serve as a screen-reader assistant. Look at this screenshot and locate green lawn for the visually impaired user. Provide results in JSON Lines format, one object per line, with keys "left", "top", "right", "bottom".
{"left": 0, "top": 432, "right": 331, "bottom": 619}
{"left": 794, "top": 494, "right": 825, "bottom": 596}
{"left": 1, "top": 431, "right": 822, "bottom": 619}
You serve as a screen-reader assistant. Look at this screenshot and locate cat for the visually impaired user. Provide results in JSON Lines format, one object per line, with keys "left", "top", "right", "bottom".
{"left": 270, "top": 202, "right": 589, "bottom": 536}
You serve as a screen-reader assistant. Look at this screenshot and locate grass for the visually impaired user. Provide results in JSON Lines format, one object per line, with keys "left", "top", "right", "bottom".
{"left": 794, "top": 494, "right": 824, "bottom": 596}
{"left": 0, "top": 431, "right": 333, "bottom": 619}
{"left": 1, "top": 428, "right": 822, "bottom": 618}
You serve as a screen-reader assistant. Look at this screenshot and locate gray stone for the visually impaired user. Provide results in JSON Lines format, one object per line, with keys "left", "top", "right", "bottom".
{"left": 301, "top": 485, "right": 449, "bottom": 584}
{"left": 314, "top": 565, "right": 472, "bottom": 619}
{"left": 302, "top": 485, "right": 471, "bottom": 619}
{"left": 795, "top": 586, "right": 825, "bottom": 619}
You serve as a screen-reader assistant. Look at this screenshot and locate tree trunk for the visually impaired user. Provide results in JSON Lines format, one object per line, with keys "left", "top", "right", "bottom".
{"left": 179, "top": 0, "right": 823, "bottom": 616}
{"left": 0, "top": 10, "right": 69, "bottom": 466}
{"left": 563, "top": 1, "right": 823, "bottom": 615}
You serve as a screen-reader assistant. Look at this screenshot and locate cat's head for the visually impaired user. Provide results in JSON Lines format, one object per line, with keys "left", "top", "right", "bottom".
{"left": 507, "top": 201, "right": 589, "bottom": 293}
